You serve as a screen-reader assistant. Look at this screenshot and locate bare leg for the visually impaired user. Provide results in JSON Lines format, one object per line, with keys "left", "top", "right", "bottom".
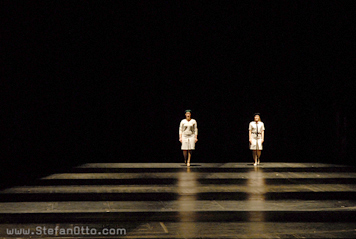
{"left": 252, "top": 150, "right": 258, "bottom": 165}
{"left": 257, "top": 150, "right": 261, "bottom": 164}
{"left": 183, "top": 150, "right": 187, "bottom": 164}
{"left": 187, "top": 150, "right": 192, "bottom": 166}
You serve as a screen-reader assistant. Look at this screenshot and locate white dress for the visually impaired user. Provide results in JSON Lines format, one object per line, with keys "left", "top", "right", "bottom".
{"left": 179, "top": 119, "right": 198, "bottom": 150}
{"left": 249, "top": 121, "right": 265, "bottom": 150}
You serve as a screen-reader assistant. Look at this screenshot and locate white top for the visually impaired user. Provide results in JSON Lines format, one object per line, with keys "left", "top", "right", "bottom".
{"left": 179, "top": 119, "right": 198, "bottom": 136}
{"left": 249, "top": 121, "right": 265, "bottom": 139}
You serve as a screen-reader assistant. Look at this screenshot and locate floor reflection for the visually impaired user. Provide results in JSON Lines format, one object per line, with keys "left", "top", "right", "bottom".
{"left": 246, "top": 166, "right": 267, "bottom": 235}
{"left": 177, "top": 167, "right": 198, "bottom": 236}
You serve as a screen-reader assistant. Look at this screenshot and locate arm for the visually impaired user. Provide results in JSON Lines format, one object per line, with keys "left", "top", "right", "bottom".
{"left": 248, "top": 122, "right": 252, "bottom": 144}
{"left": 194, "top": 121, "right": 198, "bottom": 142}
{"left": 261, "top": 130, "right": 264, "bottom": 143}
{"left": 179, "top": 121, "right": 183, "bottom": 142}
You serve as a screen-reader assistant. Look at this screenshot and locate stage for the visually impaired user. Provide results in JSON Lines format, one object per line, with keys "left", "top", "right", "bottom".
{"left": 1, "top": 162, "right": 356, "bottom": 238}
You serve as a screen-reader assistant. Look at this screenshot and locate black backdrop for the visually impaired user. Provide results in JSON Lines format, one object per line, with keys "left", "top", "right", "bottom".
{"left": 1, "top": 1, "right": 355, "bottom": 187}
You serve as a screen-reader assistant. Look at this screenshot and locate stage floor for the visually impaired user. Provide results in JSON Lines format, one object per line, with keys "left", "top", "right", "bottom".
{"left": 1, "top": 162, "right": 356, "bottom": 238}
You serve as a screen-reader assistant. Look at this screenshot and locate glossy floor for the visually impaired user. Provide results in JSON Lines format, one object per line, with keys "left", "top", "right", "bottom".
{"left": 1, "top": 163, "right": 356, "bottom": 238}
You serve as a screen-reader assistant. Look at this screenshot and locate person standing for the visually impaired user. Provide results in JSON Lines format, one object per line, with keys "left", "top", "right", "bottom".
{"left": 179, "top": 110, "right": 198, "bottom": 167}
{"left": 249, "top": 113, "right": 265, "bottom": 166}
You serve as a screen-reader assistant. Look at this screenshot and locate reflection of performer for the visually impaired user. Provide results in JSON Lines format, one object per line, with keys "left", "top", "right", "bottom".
{"left": 179, "top": 110, "right": 198, "bottom": 167}
{"left": 249, "top": 113, "right": 265, "bottom": 166}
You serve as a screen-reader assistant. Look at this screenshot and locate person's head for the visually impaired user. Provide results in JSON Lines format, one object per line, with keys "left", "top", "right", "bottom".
{"left": 254, "top": 113, "right": 261, "bottom": 122}
{"left": 185, "top": 110, "right": 192, "bottom": 120}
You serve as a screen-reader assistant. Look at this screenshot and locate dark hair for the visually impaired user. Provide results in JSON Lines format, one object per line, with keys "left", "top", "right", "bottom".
{"left": 254, "top": 113, "right": 261, "bottom": 121}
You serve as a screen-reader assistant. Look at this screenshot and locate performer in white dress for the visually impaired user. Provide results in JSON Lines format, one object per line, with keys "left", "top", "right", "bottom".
{"left": 179, "top": 110, "right": 198, "bottom": 167}
{"left": 249, "top": 113, "right": 265, "bottom": 166}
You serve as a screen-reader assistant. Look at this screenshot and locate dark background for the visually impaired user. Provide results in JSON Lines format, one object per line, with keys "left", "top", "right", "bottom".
{"left": 1, "top": 1, "right": 355, "bottom": 187}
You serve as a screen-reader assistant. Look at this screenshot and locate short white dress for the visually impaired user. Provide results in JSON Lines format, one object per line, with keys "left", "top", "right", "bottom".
{"left": 179, "top": 119, "right": 198, "bottom": 150}
{"left": 249, "top": 121, "right": 265, "bottom": 150}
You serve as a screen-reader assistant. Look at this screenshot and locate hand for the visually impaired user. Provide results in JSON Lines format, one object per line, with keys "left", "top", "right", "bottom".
{"left": 249, "top": 140, "right": 252, "bottom": 144}
{"left": 195, "top": 138, "right": 198, "bottom": 143}
{"left": 261, "top": 139, "right": 264, "bottom": 144}
{"left": 179, "top": 138, "right": 182, "bottom": 143}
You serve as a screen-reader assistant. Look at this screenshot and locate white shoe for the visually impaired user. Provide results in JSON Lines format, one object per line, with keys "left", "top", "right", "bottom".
{"left": 254, "top": 163, "right": 257, "bottom": 166}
